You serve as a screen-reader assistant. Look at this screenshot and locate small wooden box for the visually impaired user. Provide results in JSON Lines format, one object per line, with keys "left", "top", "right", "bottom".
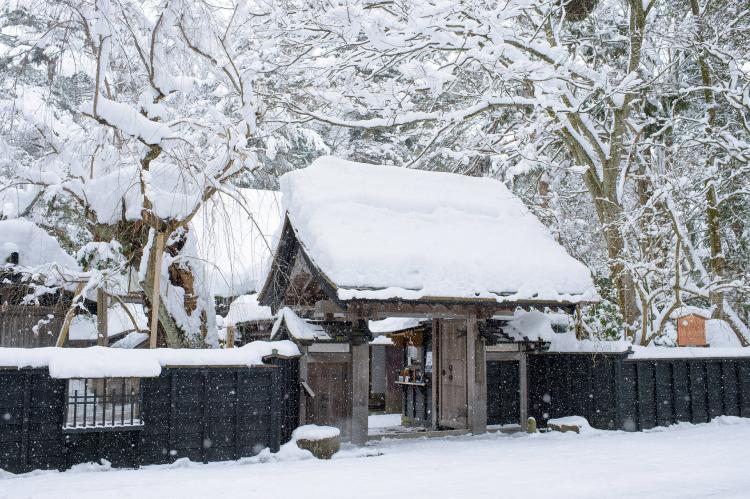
{"left": 677, "top": 314, "right": 707, "bottom": 347}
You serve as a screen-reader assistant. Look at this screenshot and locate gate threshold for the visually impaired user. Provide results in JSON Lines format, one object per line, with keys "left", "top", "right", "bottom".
{"left": 368, "top": 424, "right": 522, "bottom": 441}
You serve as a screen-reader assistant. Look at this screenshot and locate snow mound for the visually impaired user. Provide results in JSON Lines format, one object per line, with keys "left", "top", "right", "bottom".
{"left": 706, "top": 319, "right": 742, "bottom": 347}
{"left": 280, "top": 156, "right": 598, "bottom": 303}
{"left": 0, "top": 219, "right": 77, "bottom": 269}
{"left": 0, "top": 340, "right": 300, "bottom": 378}
{"left": 292, "top": 425, "right": 341, "bottom": 441}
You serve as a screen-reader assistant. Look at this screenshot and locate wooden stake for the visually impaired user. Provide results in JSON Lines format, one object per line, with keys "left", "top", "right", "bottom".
{"left": 56, "top": 282, "right": 86, "bottom": 347}
{"left": 149, "top": 232, "right": 166, "bottom": 349}
{"left": 226, "top": 325, "right": 236, "bottom": 348}
{"left": 96, "top": 287, "right": 109, "bottom": 346}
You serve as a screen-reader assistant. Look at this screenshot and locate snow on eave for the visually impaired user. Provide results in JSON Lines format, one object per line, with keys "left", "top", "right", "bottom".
{"left": 270, "top": 307, "right": 331, "bottom": 342}
{"left": 0, "top": 341, "right": 300, "bottom": 378}
{"left": 368, "top": 317, "right": 425, "bottom": 334}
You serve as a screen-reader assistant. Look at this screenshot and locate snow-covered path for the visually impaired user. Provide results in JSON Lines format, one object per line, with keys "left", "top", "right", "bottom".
{"left": 2, "top": 418, "right": 749, "bottom": 499}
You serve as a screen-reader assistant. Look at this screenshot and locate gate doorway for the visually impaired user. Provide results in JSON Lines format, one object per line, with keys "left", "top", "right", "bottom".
{"left": 438, "top": 320, "right": 468, "bottom": 429}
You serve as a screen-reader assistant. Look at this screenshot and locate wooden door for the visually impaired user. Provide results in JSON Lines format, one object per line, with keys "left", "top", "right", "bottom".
{"left": 439, "top": 320, "right": 468, "bottom": 428}
{"left": 305, "top": 361, "right": 352, "bottom": 434}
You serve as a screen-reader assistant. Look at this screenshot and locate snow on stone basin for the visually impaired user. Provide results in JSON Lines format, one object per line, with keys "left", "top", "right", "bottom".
{"left": 0, "top": 341, "right": 299, "bottom": 378}
{"left": 2, "top": 418, "right": 749, "bottom": 498}
{"left": 280, "top": 156, "right": 598, "bottom": 303}
{"left": 292, "top": 425, "right": 341, "bottom": 441}
{"left": 546, "top": 416, "right": 593, "bottom": 433}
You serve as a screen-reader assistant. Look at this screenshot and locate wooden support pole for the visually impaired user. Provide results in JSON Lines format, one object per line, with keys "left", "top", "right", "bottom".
{"left": 351, "top": 341, "right": 370, "bottom": 446}
{"left": 519, "top": 351, "right": 528, "bottom": 431}
{"left": 96, "top": 287, "right": 108, "bottom": 346}
{"left": 467, "top": 316, "right": 487, "bottom": 434}
{"left": 298, "top": 345, "right": 308, "bottom": 425}
{"left": 430, "top": 319, "right": 440, "bottom": 429}
{"left": 226, "top": 325, "right": 236, "bottom": 348}
{"left": 56, "top": 282, "right": 86, "bottom": 347}
{"left": 149, "top": 232, "right": 166, "bottom": 349}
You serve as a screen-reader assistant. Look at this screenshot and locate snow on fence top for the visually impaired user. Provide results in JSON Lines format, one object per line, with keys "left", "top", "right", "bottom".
{"left": 280, "top": 156, "right": 598, "bottom": 303}
{"left": 0, "top": 341, "right": 300, "bottom": 378}
{"left": 192, "top": 189, "right": 282, "bottom": 298}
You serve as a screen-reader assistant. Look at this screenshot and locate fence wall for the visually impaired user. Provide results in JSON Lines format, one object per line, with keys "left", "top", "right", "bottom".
{"left": 0, "top": 359, "right": 299, "bottom": 474}
{"left": 524, "top": 353, "right": 750, "bottom": 431}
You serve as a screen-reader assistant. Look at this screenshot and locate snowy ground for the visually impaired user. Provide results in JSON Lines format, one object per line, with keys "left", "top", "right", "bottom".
{"left": 2, "top": 417, "right": 749, "bottom": 499}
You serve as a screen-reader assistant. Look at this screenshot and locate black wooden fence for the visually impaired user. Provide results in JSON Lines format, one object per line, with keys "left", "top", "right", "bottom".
{"left": 0, "top": 358, "right": 299, "bottom": 474}
{"left": 525, "top": 353, "right": 750, "bottom": 430}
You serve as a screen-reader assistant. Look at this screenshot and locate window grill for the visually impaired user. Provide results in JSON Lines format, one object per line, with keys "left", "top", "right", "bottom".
{"left": 64, "top": 378, "right": 142, "bottom": 430}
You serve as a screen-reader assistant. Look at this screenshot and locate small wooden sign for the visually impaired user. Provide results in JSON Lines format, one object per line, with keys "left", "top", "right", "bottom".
{"left": 677, "top": 314, "right": 707, "bottom": 347}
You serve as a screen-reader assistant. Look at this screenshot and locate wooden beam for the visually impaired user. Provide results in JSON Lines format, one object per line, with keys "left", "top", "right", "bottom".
{"left": 149, "top": 232, "right": 166, "bottom": 349}
{"left": 519, "top": 352, "right": 528, "bottom": 431}
{"left": 350, "top": 342, "right": 369, "bottom": 445}
{"left": 96, "top": 288, "right": 108, "bottom": 346}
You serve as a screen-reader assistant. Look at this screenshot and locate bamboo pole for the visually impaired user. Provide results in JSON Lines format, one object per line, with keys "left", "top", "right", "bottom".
{"left": 149, "top": 232, "right": 166, "bottom": 349}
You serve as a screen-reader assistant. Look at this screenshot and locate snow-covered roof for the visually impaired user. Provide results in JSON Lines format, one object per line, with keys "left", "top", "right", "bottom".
{"left": 270, "top": 307, "right": 331, "bottom": 342}
{"left": 0, "top": 219, "right": 77, "bottom": 270}
{"left": 669, "top": 306, "right": 712, "bottom": 319}
{"left": 69, "top": 303, "right": 148, "bottom": 341}
{"left": 193, "top": 189, "right": 282, "bottom": 298}
{"left": 368, "top": 317, "right": 425, "bottom": 334}
{"left": 0, "top": 341, "right": 300, "bottom": 378}
{"left": 225, "top": 294, "right": 274, "bottom": 325}
{"left": 279, "top": 156, "right": 598, "bottom": 303}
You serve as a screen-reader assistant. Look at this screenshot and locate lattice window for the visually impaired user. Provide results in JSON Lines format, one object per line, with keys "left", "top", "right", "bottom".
{"left": 64, "top": 378, "right": 142, "bottom": 430}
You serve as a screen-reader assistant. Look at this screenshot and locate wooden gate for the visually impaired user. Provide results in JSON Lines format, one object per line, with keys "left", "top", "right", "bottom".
{"left": 305, "top": 361, "right": 352, "bottom": 433}
{"left": 438, "top": 320, "right": 468, "bottom": 428}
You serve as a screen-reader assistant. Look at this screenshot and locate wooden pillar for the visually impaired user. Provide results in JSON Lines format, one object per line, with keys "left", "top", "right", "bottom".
{"left": 519, "top": 351, "right": 528, "bottom": 431}
{"left": 430, "top": 319, "right": 440, "bottom": 429}
{"left": 96, "top": 288, "right": 108, "bottom": 346}
{"left": 351, "top": 341, "right": 369, "bottom": 445}
{"left": 467, "top": 316, "right": 487, "bottom": 434}
{"left": 298, "top": 345, "right": 308, "bottom": 425}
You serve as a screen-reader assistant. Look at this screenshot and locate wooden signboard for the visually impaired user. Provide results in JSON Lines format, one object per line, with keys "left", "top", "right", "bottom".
{"left": 677, "top": 314, "right": 707, "bottom": 347}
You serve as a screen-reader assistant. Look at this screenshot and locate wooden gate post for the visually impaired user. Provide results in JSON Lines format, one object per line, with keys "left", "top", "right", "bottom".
{"left": 519, "top": 351, "right": 528, "bottom": 431}
{"left": 351, "top": 341, "right": 369, "bottom": 445}
{"left": 467, "top": 316, "right": 487, "bottom": 434}
{"left": 298, "top": 345, "right": 308, "bottom": 425}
